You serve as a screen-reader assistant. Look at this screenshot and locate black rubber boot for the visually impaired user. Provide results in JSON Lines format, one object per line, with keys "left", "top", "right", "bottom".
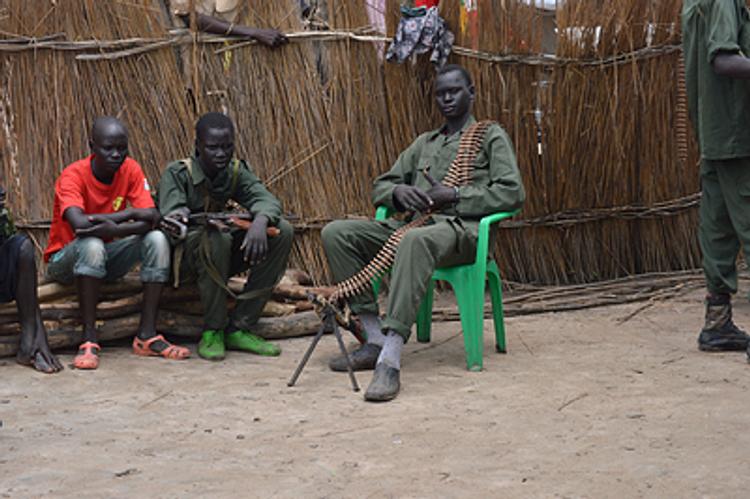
{"left": 364, "top": 363, "right": 400, "bottom": 402}
{"left": 328, "top": 343, "right": 381, "bottom": 372}
{"left": 698, "top": 294, "right": 750, "bottom": 352}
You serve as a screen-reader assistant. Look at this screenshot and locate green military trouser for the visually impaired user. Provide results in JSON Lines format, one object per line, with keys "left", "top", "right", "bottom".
{"left": 699, "top": 157, "right": 750, "bottom": 295}
{"left": 177, "top": 219, "right": 294, "bottom": 331}
{"left": 321, "top": 217, "right": 477, "bottom": 341}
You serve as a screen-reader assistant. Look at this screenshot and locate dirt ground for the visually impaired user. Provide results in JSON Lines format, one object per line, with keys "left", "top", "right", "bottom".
{"left": 1, "top": 287, "right": 749, "bottom": 499}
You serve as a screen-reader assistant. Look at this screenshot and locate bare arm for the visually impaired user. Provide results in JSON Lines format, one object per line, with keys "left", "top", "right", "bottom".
{"left": 177, "top": 13, "right": 288, "bottom": 47}
{"left": 712, "top": 52, "right": 750, "bottom": 79}
{"left": 64, "top": 207, "right": 157, "bottom": 239}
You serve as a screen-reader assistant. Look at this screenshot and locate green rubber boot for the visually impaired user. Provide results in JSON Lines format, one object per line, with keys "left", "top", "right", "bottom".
{"left": 198, "top": 330, "right": 226, "bottom": 361}
{"left": 225, "top": 330, "right": 281, "bottom": 357}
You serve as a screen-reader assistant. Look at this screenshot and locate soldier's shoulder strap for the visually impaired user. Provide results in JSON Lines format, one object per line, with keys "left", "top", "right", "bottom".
{"left": 177, "top": 157, "right": 193, "bottom": 176}
{"left": 229, "top": 159, "right": 241, "bottom": 199}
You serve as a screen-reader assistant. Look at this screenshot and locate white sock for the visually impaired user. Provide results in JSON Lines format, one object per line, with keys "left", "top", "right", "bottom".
{"left": 377, "top": 331, "right": 404, "bottom": 370}
{"left": 360, "top": 313, "right": 386, "bottom": 347}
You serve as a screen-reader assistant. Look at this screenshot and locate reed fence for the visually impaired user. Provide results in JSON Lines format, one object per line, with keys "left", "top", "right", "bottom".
{"left": 0, "top": 0, "right": 701, "bottom": 285}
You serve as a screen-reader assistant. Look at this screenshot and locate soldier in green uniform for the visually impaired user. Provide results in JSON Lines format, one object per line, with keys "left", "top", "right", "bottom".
{"left": 682, "top": 1, "right": 750, "bottom": 359}
{"left": 322, "top": 65, "right": 525, "bottom": 401}
{"left": 157, "top": 112, "right": 293, "bottom": 361}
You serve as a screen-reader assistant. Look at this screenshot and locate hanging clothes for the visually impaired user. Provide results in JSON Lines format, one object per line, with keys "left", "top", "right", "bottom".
{"left": 366, "top": 0, "right": 387, "bottom": 61}
{"left": 459, "top": 0, "right": 480, "bottom": 51}
{"left": 385, "top": 6, "right": 454, "bottom": 68}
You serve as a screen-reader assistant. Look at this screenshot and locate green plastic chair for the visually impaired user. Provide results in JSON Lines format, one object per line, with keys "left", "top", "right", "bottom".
{"left": 373, "top": 206, "right": 520, "bottom": 371}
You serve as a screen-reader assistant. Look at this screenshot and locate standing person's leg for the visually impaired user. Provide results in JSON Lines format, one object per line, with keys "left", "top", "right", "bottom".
{"left": 697, "top": 158, "right": 750, "bottom": 352}
{"left": 226, "top": 219, "right": 294, "bottom": 356}
{"left": 47, "top": 237, "right": 108, "bottom": 369}
{"left": 105, "top": 231, "right": 189, "bottom": 360}
{"left": 14, "top": 236, "right": 63, "bottom": 373}
{"left": 710, "top": 158, "right": 750, "bottom": 359}
{"left": 322, "top": 219, "right": 398, "bottom": 371}
{"left": 366, "top": 221, "right": 476, "bottom": 402}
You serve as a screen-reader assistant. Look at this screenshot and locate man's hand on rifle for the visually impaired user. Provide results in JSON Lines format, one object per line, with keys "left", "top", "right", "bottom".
{"left": 423, "top": 170, "right": 459, "bottom": 211}
{"left": 241, "top": 214, "right": 269, "bottom": 265}
{"left": 165, "top": 207, "right": 190, "bottom": 224}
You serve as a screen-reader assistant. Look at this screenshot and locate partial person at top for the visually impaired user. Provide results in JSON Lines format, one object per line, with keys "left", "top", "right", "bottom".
{"left": 170, "top": 0, "right": 288, "bottom": 48}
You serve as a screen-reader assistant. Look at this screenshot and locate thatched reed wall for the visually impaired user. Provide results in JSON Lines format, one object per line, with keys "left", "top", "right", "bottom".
{"left": 0, "top": 0, "right": 700, "bottom": 285}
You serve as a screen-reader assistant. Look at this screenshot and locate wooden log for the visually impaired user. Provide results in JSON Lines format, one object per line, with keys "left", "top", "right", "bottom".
{"left": 160, "top": 299, "right": 297, "bottom": 318}
{"left": 1, "top": 272, "right": 320, "bottom": 315}
{"left": 159, "top": 311, "right": 322, "bottom": 339}
{"left": 272, "top": 283, "right": 334, "bottom": 301}
{"left": 285, "top": 268, "right": 313, "bottom": 286}
{"left": 160, "top": 301, "right": 205, "bottom": 316}
{"left": 294, "top": 301, "right": 315, "bottom": 312}
{"left": 37, "top": 277, "right": 142, "bottom": 302}
{"left": 0, "top": 310, "right": 323, "bottom": 358}
{"left": 260, "top": 301, "right": 297, "bottom": 317}
{"left": 1, "top": 294, "right": 299, "bottom": 332}
{"left": 0, "top": 295, "right": 144, "bottom": 324}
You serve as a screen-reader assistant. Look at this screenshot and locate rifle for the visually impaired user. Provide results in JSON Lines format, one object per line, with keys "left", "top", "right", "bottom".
{"left": 160, "top": 212, "right": 281, "bottom": 242}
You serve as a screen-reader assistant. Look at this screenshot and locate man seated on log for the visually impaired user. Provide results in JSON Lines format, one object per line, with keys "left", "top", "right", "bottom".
{"left": 44, "top": 117, "right": 190, "bottom": 370}
{"left": 0, "top": 186, "right": 62, "bottom": 373}
{"left": 682, "top": 1, "right": 750, "bottom": 361}
{"left": 157, "top": 112, "right": 293, "bottom": 361}
{"left": 322, "top": 64, "right": 526, "bottom": 402}
{"left": 169, "top": 0, "right": 288, "bottom": 48}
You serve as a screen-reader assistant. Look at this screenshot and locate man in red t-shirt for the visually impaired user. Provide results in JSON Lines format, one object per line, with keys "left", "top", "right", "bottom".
{"left": 45, "top": 117, "right": 189, "bottom": 369}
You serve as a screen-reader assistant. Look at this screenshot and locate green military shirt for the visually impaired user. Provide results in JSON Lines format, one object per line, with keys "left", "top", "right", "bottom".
{"left": 156, "top": 157, "right": 282, "bottom": 225}
{"left": 371, "top": 116, "right": 525, "bottom": 232}
{"left": 0, "top": 186, "right": 14, "bottom": 245}
{"left": 682, "top": 0, "right": 750, "bottom": 160}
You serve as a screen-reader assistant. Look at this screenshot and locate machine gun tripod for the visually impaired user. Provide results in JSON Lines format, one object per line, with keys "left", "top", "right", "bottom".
{"left": 287, "top": 295, "right": 361, "bottom": 392}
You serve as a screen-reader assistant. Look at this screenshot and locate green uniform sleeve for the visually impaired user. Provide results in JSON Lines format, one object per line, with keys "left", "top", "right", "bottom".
{"left": 232, "top": 162, "right": 282, "bottom": 226}
{"left": 371, "top": 135, "right": 426, "bottom": 210}
{"left": 0, "top": 186, "right": 12, "bottom": 241}
{"left": 157, "top": 163, "right": 190, "bottom": 216}
{"left": 455, "top": 125, "right": 525, "bottom": 218}
{"left": 706, "top": 0, "right": 743, "bottom": 62}
{"left": 0, "top": 208, "right": 14, "bottom": 242}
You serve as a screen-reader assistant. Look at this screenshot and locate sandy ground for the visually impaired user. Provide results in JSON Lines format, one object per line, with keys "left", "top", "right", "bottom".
{"left": 1, "top": 287, "right": 750, "bottom": 499}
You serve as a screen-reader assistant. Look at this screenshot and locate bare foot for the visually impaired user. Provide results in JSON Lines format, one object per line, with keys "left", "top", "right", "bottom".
{"left": 17, "top": 341, "right": 63, "bottom": 374}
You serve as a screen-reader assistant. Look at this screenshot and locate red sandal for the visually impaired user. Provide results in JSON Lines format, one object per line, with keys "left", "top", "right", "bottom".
{"left": 73, "top": 342, "right": 101, "bottom": 370}
{"left": 133, "top": 334, "right": 190, "bottom": 360}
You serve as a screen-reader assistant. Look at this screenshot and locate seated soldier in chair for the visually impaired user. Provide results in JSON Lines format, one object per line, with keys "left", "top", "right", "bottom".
{"left": 322, "top": 64, "right": 525, "bottom": 402}
{"left": 0, "top": 186, "right": 62, "bottom": 373}
{"left": 157, "top": 112, "right": 293, "bottom": 361}
{"left": 45, "top": 117, "right": 189, "bottom": 370}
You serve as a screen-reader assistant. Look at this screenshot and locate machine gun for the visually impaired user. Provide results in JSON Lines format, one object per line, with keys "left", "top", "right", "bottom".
{"left": 287, "top": 293, "right": 362, "bottom": 392}
{"left": 160, "top": 212, "right": 281, "bottom": 242}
